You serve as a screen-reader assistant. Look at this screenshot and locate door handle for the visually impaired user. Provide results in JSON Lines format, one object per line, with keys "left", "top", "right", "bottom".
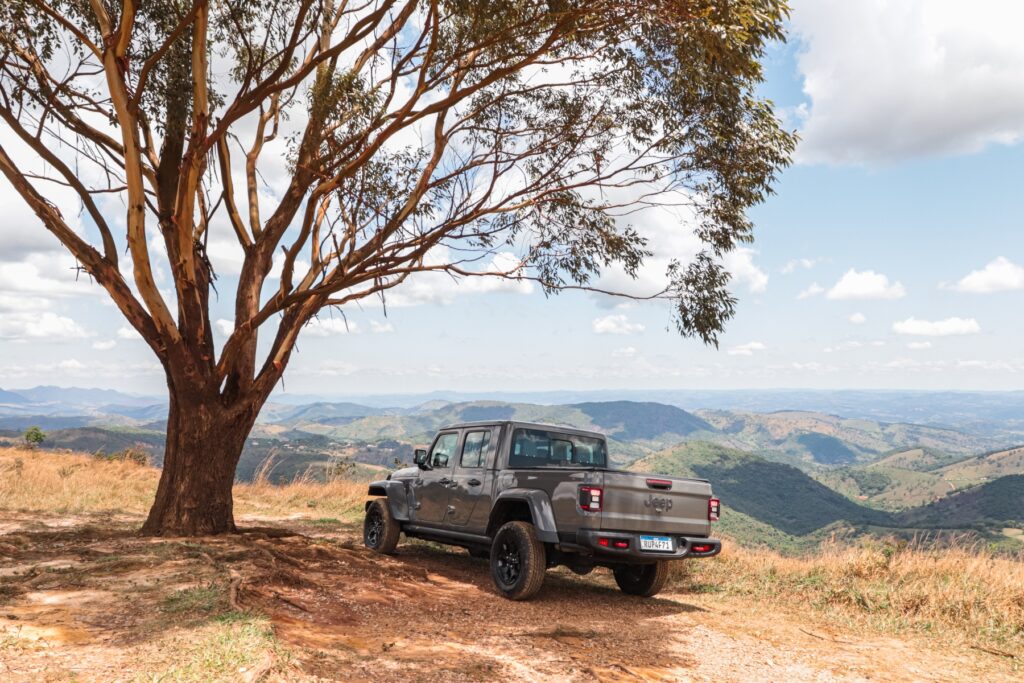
{"left": 467, "top": 478, "right": 482, "bottom": 487}
{"left": 438, "top": 477, "right": 452, "bottom": 486}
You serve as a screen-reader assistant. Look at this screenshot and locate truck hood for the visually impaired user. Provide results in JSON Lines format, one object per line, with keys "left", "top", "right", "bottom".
{"left": 390, "top": 466, "right": 420, "bottom": 480}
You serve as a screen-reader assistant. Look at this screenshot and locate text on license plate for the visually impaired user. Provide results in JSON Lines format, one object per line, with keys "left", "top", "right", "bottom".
{"left": 639, "top": 535, "right": 674, "bottom": 552}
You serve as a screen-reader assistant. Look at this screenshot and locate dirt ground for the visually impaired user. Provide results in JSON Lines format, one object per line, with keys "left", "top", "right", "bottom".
{"left": 0, "top": 510, "right": 1019, "bottom": 682}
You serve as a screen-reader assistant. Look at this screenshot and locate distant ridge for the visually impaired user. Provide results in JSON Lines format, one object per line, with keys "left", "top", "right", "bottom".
{"left": 573, "top": 401, "right": 712, "bottom": 440}
{"left": 0, "top": 388, "right": 28, "bottom": 404}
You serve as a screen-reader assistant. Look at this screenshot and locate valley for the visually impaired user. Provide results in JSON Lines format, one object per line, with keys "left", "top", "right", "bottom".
{"left": 2, "top": 387, "right": 1023, "bottom": 553}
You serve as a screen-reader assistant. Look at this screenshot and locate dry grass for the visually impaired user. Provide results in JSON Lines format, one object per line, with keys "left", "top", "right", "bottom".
{"left": 0, "top": 446, "right": 368, "bottom": 522}
{"left": 678, "top": 537, "right": 1024, "bottom": 653}
{"left": 4, "top": 445, "right": 1022, "bottom": 656}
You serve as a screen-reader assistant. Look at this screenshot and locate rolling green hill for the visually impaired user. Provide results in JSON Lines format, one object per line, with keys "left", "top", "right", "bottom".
{"left": 630, "top": 442, "right": 891, "bottom": 536}
{"left": 897, "top": 475, "right": 1024, "bottom": 530}
{"left": 811, "top": 445, "right": 1024, "bottom": 512}
{"left": 865, "top": 447, "right": 967, "bottom": 471}
{"left": 935, "top": 445, "right": 1024, "bottom": 484}
{"left": 12, "top": 398, "right": 1024, "bottom": 534}
{"left": 572, "top": 401, "right": 712, "bottom": 440}
{"left": 630, "top": 441, "right": 1024, "bottom": 551}
{"left": 811, "top": 464, "right": 956, "bottom": 510}
{"left": 43, "top": 426, "right": 166, "bottom": 459}
{"left": 280, "top": 400, "right": 712, "bottom": 463}
{"left": 695, "top": 409, "right": 997, "bottom": 466}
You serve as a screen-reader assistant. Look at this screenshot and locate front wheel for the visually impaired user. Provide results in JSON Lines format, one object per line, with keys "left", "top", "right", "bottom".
{"left": 490, "top": 521, "right": 546, "bottom": 600}
{"left": 363, "top": 498, "right": 400, "bottom": 554}
{"left": 613, "top": 561, "right": 669, "bottom": 597}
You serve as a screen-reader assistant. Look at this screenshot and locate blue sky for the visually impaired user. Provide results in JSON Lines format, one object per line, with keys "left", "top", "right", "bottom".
{"left": 1, "top": 0, "right": 1023, "bottom": 396}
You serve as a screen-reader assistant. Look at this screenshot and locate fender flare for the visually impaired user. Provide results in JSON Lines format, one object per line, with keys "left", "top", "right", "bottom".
{"left": 366, "top": 480, "right": 411, "bottom": 521}
{"left": 491, "top": 488, "right": 558, "bottom": 543}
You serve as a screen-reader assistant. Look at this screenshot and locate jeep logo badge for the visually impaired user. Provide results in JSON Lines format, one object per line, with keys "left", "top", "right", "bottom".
{"left": 644, "top": 495, "right": 673, "bottom": 513}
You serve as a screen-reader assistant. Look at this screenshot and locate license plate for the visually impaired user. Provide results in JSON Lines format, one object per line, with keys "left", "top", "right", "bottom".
{"left": 639, "top": 535, "right": 674, "bottom": 552}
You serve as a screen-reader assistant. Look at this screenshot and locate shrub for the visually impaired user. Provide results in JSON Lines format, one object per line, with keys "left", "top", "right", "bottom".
{"left": 93, "top": 445, "right": 151, "bottom": 466}
{"left": 23, "top": 426, "right": 45, "bottom": 449}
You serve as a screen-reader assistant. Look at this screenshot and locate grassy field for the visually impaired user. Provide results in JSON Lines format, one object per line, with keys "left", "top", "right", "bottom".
{"left": 677, "top": 538, "right": 1024, "bottom": 654}
{"left": 1, "top": 444, "right": 1022, "bottom": 673}
{"left": 0, "top": 446, "right": 368, "bottom": 522}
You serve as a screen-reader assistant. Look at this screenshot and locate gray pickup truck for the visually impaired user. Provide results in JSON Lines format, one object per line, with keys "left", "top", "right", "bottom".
{"left": 363, "top": 420, "right": 721, "bottom": 600}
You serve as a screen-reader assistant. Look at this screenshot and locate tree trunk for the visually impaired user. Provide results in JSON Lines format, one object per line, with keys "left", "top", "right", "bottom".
{"left": 141, "top": 390, "right": 255, "bottom": 536}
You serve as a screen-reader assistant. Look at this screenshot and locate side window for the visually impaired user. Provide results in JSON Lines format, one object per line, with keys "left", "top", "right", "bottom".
{"left": 430, "top": 433, "right": 458, "bottom": 469}
{"left": 460, "top": 430, "right": 491, "bottom": 469}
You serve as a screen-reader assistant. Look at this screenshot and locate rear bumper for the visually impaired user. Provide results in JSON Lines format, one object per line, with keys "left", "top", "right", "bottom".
{"left": 574, "top": 529, "right": 721, "bottom": 561}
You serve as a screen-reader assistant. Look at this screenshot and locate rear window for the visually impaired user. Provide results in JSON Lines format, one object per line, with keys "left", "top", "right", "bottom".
{"left": 508, "top": 428, "right": 607, "bottom": 469}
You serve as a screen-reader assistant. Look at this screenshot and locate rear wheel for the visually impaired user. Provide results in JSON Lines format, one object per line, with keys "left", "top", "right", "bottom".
{"left": 613, "top": 561, "right": 669, "bottom": 597}
{"left": 490, "top": 521, "right": 546, "bottom": 600}
{"left": 363, "top": 499, "right": 400, "bottom": 554}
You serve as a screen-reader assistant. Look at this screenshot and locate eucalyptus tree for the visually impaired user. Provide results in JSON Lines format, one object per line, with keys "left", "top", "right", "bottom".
{"left": 0, "top": 0, "right": 794, "bottom": 535}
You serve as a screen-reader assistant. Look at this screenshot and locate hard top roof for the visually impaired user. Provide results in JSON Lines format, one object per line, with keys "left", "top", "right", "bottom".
{"left": 437, "top": 420, "right": 606, "bottom": 439}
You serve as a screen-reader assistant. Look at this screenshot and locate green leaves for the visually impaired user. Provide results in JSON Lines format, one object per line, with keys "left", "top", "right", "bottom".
{"left": 668, "top": 253, "right": 738, "bottom": 347}
{"left": 3, "top": 0, "right": 794, "bottom": 354}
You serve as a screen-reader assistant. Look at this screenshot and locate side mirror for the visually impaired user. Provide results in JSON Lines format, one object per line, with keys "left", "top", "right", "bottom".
{"left": 414, "top": 448, "right": 430, "bottom": 469}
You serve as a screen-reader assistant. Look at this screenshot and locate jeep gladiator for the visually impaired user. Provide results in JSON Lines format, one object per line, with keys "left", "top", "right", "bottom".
{"left": 363, "top": 421, "right": 721, "bottom": 600}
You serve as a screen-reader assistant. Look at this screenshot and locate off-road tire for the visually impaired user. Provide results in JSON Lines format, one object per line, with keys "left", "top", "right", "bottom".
{"left": 363, "top": 498, "right": 400, "bottom": 554}
{"left": 613, "top": 561, "right": 669, "bottom": 597}
{"left": 490, "top": 521, "right": 546, "bottom": 600}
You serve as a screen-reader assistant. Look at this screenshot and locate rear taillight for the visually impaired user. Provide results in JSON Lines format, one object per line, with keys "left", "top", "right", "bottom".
{"left": 708, "top": 497, "right": 720, "bottom": 522}
{"left": 691, "top": 543, "right": 713, "bottom": 553}
{"left": 578, "top": 485, "right": 603, "bottom": 512}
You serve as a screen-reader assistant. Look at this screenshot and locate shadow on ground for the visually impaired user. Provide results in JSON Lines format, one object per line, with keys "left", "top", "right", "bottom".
{"left": 1, "top": 514, "right": 705, "bottom": 681}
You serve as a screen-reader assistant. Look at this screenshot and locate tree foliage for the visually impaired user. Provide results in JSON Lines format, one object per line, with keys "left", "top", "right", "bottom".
{"left": 23, "top": 426, "right": 46, "bottom": 449}
{"left": 0, "top": 0, "right": 794, "bottom": 532}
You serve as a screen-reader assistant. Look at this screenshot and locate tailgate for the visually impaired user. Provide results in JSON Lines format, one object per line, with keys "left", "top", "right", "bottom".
{"left": 599, "top": 471, "right": 712, "bottom": 536}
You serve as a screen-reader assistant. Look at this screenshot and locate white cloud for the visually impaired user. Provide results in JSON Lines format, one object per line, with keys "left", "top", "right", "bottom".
{"left": 611, "top": 346, "right": 637, "bottom": 359}
{"left": 91, "top": 340, "right": 117, "bottom": 351}
{"left": 824, "top": 341, "right": 862, "bottom": 353}
{"left": 206, "top": 239, "right": 246, "bottom": 277}
{"left": 907, "top": 341, "right": 933, "bottom": 350}
{"left": 0, "top": 174, "right": 83, "bottom": 259}
{"left": 117, "top": 325, "right": 140, "bottom": 340}
{"left": 0, "top": 294, "right": 52, "bottom": 312}
{"left": 384, "top": 250, "right": 533, "bottom": 307}
{"left": 592, "top": 314, "right": 644, "bottom": 335}
{"left": 0, "top": 358, "right": 162, "bottom": 383}
{"left": 724, "top": 248, "right": 769, "bottom": 294}
{"left": 797, "top": 283, "right": 824, "bottom": 299}
{"left": 215, "top": 319, "right": 235, "bottom": 336}
{"left": 827, "top": 269, "right": 906, "bottom": 300}
{"left": 369, "top": 320, "right": 395, "bottom": 334}
{"left": 0, "top": 254, "right": 103, "bottom": 299}
{"left": 594, "top": 200, "right": 702, "bottom": 303}
{"left": 948, "top": 257, "right": 1024, "bottom": 293}
{"left": 848, "top": 312, "right": 867, "bottom": 324}
{"left": 726, "top": 341, "right": 766, "bottom": 357}
{"left": 781, "top": 258, "right": 819, "bottom": 274}
{"left": 0, "top": 312, "right": 92, "bottom": 341}
{"left": 893, "top": 317, "right": 981, "bottom": 336}
{"left": 304, "top": 316, "right": 361, "bottom": 337}
{"left": 792, "top": 0, "right": 1024, "bottom": 164}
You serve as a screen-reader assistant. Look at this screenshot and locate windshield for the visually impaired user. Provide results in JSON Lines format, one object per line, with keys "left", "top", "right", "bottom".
{"left": 508, "top": 428, "right": 607, "bottom": 469}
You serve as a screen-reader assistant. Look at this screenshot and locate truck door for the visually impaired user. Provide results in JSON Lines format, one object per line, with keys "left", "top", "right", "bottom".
{"left": 446, "top": 428, "right": 495, "bottom": 530}
{"left": 411, "top": 431, "right": 459, "bottom": 524}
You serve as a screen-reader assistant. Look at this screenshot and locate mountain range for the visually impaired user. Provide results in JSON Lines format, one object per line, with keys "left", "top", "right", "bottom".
{"left": 2, "top": 386, "right": 1022, "bottom": 550}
